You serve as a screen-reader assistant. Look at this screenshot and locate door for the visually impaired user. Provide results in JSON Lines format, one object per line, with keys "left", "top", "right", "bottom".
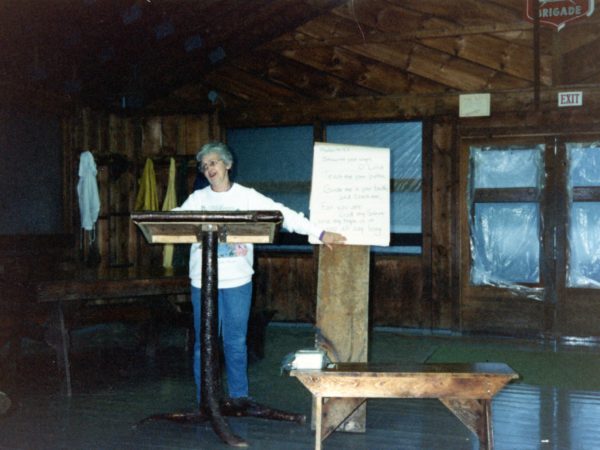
{"left": 558, "top": 138, "right": 600, "bottom": 335}
{"left": 460, "top": 135, "right": 600, "bottom": 337}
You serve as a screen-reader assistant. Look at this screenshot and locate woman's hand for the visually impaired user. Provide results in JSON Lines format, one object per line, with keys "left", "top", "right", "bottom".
{"left": 321, "top": 231, "right": 347, "bottom": 249}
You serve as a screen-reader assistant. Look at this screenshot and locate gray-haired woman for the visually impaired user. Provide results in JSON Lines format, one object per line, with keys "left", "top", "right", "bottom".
{"left": 176, "top": 141, "right": 345, "bottom": 405}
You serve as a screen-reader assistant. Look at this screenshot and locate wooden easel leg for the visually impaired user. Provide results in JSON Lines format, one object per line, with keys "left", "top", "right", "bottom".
{"left": 439, "top": 398, "right": 493, "bottom": 450}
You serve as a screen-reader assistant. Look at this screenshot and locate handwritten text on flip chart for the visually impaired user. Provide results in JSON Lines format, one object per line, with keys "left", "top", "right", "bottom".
{"left": 310, "top": 142, "right": 390, "bottom": 246}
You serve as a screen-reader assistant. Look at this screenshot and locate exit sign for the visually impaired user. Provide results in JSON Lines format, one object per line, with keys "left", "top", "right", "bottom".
{"left": 558, "top": 91, "right": 583, "bottom": 107}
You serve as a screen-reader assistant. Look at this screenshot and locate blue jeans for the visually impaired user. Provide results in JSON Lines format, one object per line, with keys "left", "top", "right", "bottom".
{"left": 191, "top": 282, "right": 252, "bottom": 403}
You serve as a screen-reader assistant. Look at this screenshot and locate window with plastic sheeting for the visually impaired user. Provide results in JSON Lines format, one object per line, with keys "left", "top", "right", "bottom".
{"left": 567, "top": 143, "right": 600, "bottom": 288}
{"left": 468, "top": 145, "right": 544, "bottom": 291}
{"left": 325, "top": 121, "right": 423, "bottom": 254}
{"left": 227, "top": 125, "right": 313, "bottom": 215}
{"left": 227, "top": 122, "right": 423, "bottom": 253}
{"left": 226, "top": 125, "right": 314, "bottom": 249}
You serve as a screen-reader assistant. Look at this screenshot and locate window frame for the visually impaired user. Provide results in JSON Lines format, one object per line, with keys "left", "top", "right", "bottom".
{"left": 226, "top": 120, "right": 424, "bottom": 254}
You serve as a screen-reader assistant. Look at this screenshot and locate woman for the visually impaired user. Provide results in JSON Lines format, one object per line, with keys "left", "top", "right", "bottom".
{"left": 177, "top": 141, "right": 345, "bottom": 404}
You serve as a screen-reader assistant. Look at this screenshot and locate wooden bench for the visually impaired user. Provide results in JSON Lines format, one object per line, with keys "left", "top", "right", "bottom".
{"left": 291, "top": 362, "right": 519, "bottom": 450}
{"left": 35, "top": 266, "right": 190, "bottom": 396}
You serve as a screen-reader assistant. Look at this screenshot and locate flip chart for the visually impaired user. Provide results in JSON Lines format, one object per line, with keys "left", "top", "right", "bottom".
{"left": 309, "top": 142, "right": 390, "bottom": 246}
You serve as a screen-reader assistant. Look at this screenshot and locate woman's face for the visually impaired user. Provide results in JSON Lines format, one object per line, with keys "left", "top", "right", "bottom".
{"left": 201, "top": 152, "right": 232, "bottom": 191}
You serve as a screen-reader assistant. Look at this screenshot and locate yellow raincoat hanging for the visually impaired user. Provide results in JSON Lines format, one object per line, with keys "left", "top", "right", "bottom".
{"left": 134, "top": 158, "right": 158, "bottom": 211}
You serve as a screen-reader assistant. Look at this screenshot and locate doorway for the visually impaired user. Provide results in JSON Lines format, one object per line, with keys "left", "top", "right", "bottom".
{"left": 460, "top": 135, "right": 600, "bottom": 337}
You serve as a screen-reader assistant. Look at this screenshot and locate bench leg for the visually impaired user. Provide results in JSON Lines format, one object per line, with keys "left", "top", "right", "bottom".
{"left": 440, "top": 398, "right": 493, "bottom": 450}
{"left": 313, "top": 397, "right": 367, "bottom": 449}
{"left": 314, "top": 396, "right": 323, "bottom": 450}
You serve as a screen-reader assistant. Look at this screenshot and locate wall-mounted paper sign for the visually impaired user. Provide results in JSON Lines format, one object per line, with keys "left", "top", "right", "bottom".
{"left": 459, "top": 93, "right": 491, "bottom": 117}
{"left": 309, "top": 142, "right": 390, "bottom": 246}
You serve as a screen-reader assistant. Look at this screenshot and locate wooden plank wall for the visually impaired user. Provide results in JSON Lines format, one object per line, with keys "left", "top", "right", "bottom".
{"left": 254, "top": 252, "right": 424, "bottom": 328}
{"left": 257, "top": 106, "right": 600, "bottom": 337}
{"left": 62, "top": 108, "right": 220, "bottom": 270}
{"left": 56, "top": 107, "right": 450, "bottom": 330}
{"left": 430, "top": 120, "right": 458, "bottom": 330}
{"left": 254, "top": 252, "right": 318, "bottom": 322}
{"left": 56, "top": 105, "right": 600, "bottom": 336}
{"left": 56, "top": 103, "right": 598, "bottom": 334}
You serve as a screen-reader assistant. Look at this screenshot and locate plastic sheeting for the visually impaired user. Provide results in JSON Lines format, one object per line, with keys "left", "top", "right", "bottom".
{"left": 469, "top": 142, "right": 600, "bottom": 294}
{"left": 228, "top": 122, "right": 423, "bottom": 253}
{"left": 326, "top": 121, "right": 422, "bottom": 254}
{"left": 468, "top": 145, "right": 544, "bottom": 300}
{"left": 567, "top": 143, "right": 600, "bottom": 288}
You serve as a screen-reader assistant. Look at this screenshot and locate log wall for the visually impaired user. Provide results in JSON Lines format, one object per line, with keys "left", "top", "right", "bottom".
{"left": 48, "top": 98, "right": 600, "bottom": 338}
{"left": 254, "top": 252, "right": 424, "bottom": 328}
{"left": 62, "top": 108, "right": 221, "bottom": 270}
{"left": 57, "top": 107, "right": 433, "bottom": 330}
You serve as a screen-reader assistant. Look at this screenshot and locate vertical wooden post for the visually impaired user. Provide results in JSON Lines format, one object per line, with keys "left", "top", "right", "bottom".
{"left": 314, "top": 245, "right": 370, "bottom": 432}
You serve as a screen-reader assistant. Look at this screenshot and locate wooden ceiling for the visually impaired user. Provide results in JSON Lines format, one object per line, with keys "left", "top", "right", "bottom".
{"left": 2, "top": 0, "right": 600, "bottom": 117}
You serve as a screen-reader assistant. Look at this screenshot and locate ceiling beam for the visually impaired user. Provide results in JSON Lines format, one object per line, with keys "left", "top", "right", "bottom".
{"left": 265, "top": 23, "right": 534, "bottom": 51}
{"left": 222, "top": 84, "right": 600, "bottom": 127}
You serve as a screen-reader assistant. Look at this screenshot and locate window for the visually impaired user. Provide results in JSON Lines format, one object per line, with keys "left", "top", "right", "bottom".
{"left": 227, "top": 125, "right": 313, "bottom": 217}
{"left": 325, "top": 121, "right": 422, "bottom": 253}
{"left": 567, "top": 143, "right": 600, "bottom": 287}
{"left": 468, "top": 145, "right": 544, "bottom": 285}
{"left": 227, "top": 121, "right": 423, "bottom": 253}
{"left": 0, "top": 108, "right": 63, "bottom": 234}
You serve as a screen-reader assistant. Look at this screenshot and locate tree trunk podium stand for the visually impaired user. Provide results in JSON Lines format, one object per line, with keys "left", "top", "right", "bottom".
{"left": 132, "top": 211, "right": 306, "bottom": 448}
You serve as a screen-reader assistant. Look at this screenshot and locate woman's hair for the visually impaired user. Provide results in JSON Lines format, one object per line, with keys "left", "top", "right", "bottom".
{"left": 196, "top": 142, "right": 234, "bottom": 166}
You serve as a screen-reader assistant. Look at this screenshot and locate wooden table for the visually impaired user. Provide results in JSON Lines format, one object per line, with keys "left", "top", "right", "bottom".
{"left": 291, "top": 362, "right": 519, "bottom": 450}
{"left": 35, "top": 266, "right": 190, "bottom": 396}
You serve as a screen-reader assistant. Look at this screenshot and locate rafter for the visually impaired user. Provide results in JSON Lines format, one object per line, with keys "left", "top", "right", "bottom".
{"left": 265, "top": 22, "right": 534, "bottom": 51}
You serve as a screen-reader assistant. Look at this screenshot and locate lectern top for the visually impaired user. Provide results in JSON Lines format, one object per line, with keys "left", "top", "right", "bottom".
{"left": 131, "top": 210, "right": 283, "bottom": 244}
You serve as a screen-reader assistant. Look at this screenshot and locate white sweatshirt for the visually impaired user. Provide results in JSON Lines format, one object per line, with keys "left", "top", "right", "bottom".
{"left": 176, "top": 183, "right": 323, "bottom": 289}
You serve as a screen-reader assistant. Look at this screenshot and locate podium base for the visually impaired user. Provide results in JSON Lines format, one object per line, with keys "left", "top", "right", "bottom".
{"left": 138, "top": 397, "right": 306, "bottom": 447}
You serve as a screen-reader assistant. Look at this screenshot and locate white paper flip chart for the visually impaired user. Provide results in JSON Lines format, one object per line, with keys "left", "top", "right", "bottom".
{"left": 309, "top": 142, "right": 390, "bottom": 246}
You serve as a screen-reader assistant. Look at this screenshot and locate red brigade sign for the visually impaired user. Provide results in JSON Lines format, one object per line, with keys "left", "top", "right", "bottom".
{"left": 526, "top": 0, "right": 595, "bottom": 31}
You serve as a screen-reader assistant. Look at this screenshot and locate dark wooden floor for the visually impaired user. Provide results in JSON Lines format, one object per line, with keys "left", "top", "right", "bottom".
{"left": 1, "top": 324, "right": 600, "bottom": 449}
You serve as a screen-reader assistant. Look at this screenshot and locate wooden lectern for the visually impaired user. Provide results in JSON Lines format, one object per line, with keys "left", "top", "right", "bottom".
{"left": 132, "top": 210, "right": 306, "bottom": 448}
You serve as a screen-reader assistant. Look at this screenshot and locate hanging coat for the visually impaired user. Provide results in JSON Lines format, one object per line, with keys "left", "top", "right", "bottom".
{"left": 77, "top": 151, "right": 100, "bottom": 231}
{"left": 134, "top": 158, "right": 159, "bottom": 211}
{"left": 162, "top": 157, "right": 177, "bottom": 269}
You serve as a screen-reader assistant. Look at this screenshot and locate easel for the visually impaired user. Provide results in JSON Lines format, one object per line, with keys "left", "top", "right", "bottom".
{"left": 132, "top": 210, "right": 306, "bottom": 447}
{"left": 314, "top": 245, "right": 370, "bottom": 432}
{"left": 307, "top": 142, "right": 388, "bottom": 434}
